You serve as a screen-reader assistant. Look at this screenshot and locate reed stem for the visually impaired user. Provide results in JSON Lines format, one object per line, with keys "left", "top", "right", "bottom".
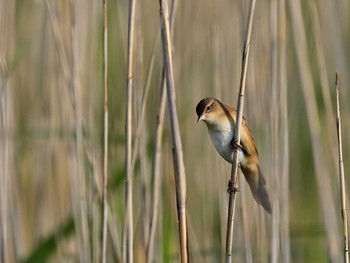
{"left": 123, "top": 0, "right": 137, "bottom": 261}
{"left": 101, "top": 0, "right": 109, "bottom": 262}
{"left": 159, "top": 0, "right": 188, "bottom": 261}
{"left": 335, "top": 72, "right": 349, "bottom": 263}
{"left": 225, "top": 0, "right": 256, "bottom": 262}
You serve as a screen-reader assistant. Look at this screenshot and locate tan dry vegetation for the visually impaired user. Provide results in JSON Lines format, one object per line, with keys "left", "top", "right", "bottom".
{"left": 0, "top": 0, "right": 349, "bottom": 262}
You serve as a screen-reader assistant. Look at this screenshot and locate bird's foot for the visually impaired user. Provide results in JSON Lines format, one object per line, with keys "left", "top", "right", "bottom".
{"left": 232, "top": 140, "right": 244, "bottom": 151}
{"left": 227, "top": 179, "right": 240, "bottom": 194}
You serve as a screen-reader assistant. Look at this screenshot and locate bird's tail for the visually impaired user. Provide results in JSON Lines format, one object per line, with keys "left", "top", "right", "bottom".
{"left": 241, "top": 164, "right": 272, "bottom": 214}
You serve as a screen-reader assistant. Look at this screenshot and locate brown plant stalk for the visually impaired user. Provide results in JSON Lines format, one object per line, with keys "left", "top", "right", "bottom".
{"left": 159, "top": 0, "right": 188, "bottom": 262}
{"left": 147, "top": 1, "right": 177, "bottom": 262}
{"left": 225, "top": 0, "right": 256, "bottom": 262}
{"left": 123, "top": 0, "right": 137, "bottom": 261}
{"left": 335, "top": 72, "right": 349, "bottom": 263}
{"left": 69, "top": 1, "right": 90, "bottom": 261}
{"left": 288, "top": 0, "right": 340, "bottom": 260}
{"left": 146, "top": 78, "right": 166, "bottom": 263}
{"left": 101, "top": 0, "right": 109, "bottom": 262}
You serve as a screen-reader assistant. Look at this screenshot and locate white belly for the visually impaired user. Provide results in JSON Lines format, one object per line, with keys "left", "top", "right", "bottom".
{"left": 208, "top": 128, "right": 243, "bottom": 163}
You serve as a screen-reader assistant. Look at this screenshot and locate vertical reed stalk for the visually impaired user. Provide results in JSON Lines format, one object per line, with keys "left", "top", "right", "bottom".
{"left": 288, "top": 0, "right": 340, "bottom": 261}
{"left": 69, "top": 1, "right": 90, "bottom": 261}
{"left": 0, "top": 8, "right": 7, "bottom": 262}
{"left": 47, "top": 1, "right": 91, "bottom": 261}
{"left": 146, "top": 78, "right": 166, "bottom": 263}
{"left": 0, "top": 3, "right": 12, "bottom": 258}
{"left": 335, "top": 73, "right": 349, "bottom": 263}
{"left": 131, "top": 29, "right": 157, "bottom": 261}
{"left": 45, "top": 0, "right": 70, "bottom": 89}
{"left": 278, "top": 0, "right": 291, "bottom": 261}
{"left": 101, "top": 0, "right": 109, "bottom": 262}
{"left": 131, "top": 44, "right": 155, "bottom": 172}
{"left": 270, "top": 1, "right": 279, "bottom": 262}
{"left": 159, "top": 0, "right": 188, "bottom": 261}
{"left": 124, "top": 0, "right": 136, "bottom": 261}
{"left": 309, "top": 1, "right": 337, "bottom": 167}
{"left": 147, "top": 1, "right": 177, "bottom": 261}
{"left": 87, "top": 145, "right": 122, "bottom": 261}
{"left": 225, "top": 0, "right": 256, "bottom": 262}
{"left": 0, "top": 73, "right": 7, "bottom": 263}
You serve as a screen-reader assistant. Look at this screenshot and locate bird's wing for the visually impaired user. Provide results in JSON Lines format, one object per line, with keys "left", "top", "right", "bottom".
{"left": 241, "top": 116, "right": 258, "bottom": 156}
{"left": 228, "top": 107, "right": 258, "bottom": 157}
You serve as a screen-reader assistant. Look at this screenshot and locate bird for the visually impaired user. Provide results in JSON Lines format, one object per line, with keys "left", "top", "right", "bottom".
{"left": 196, "top": 97, "right": 272, "bottom": 214}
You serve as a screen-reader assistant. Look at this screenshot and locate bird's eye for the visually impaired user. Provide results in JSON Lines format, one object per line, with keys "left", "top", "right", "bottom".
{"left": 206, "top": 105, "right": 211, "bottom": 112}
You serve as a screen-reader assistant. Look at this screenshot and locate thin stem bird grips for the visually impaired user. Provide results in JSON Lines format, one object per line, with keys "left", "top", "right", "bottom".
{"left": 225, "top": 0, "right": 256, "bottom": 262}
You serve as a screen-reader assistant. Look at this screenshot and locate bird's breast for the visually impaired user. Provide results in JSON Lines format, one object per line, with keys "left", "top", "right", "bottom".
{"left": 208, "top": 128, "right": 236, "bottom": 163}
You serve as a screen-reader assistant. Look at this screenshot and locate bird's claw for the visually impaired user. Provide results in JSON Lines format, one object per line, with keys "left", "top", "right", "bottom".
{"left": 232, "top": 141, "right": 243, "bottom": 151}
{"left": 227, "top": 180, "right": 240, "bottom": 194}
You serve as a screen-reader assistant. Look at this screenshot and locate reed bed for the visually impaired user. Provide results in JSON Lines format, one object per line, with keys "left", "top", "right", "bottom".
{"left": 0, "top": 0, "right": 349, "bottom": 262}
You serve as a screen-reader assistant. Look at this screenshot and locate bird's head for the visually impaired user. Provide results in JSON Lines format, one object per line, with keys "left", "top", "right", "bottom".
{"left": 196, "top": 97, "right": 223, "bottom": 125}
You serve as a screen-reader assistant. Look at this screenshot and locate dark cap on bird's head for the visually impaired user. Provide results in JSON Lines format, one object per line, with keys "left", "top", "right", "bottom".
{"left": 196, "top": 97, "right": 216, "bottom": 122}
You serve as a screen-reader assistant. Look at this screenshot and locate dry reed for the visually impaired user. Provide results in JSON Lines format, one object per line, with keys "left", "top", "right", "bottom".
{"left": 101, "top": 0, "right": 109, "bottom": 262}
{"left": 335, "top": 73, "right": 349, "bottom": 263}
{"left": 0, "top": 2, "right": 15, "bottom": 262}
{"left": 225, "top": 0, "right": 256, "bottom": 262}
{"left": 159, "top": 0, "right": 188, "bottom": 261}
{"left": 147, "top": 1, "right": 177, "bottom": 262}
{"left": 2, "top": 0, "right": 350, "bottom": 262}
{"left": 146, "top": 78, "right": 166, "bottom": 263}
{"left": 69, "top": 1, "right": 91, "bottom": 262}
{"left": 288, "top": 0, "right": 340, "bottom": 261}
{"left": 46, "top": 1, "right": 91, "bottom": 262}
{"left": 124, "top": 0, "right": 137, "bottom": 261}
{"left": 278, "top": 0, "right": 291, "bottom": 261}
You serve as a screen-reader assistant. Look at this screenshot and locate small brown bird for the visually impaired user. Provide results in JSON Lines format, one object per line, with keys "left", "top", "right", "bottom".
{"left": 196, "top": 97, "right": 272, "bottom": 213}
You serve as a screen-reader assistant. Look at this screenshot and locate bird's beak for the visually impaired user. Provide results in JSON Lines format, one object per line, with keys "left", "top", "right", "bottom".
{"left": 197, "top": 115, "right": 203, "bottom": 123}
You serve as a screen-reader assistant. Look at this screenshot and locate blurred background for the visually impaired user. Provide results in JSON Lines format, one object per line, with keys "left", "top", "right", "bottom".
{"left": 1, "top": 0, "right": 349, "bottom": 262}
